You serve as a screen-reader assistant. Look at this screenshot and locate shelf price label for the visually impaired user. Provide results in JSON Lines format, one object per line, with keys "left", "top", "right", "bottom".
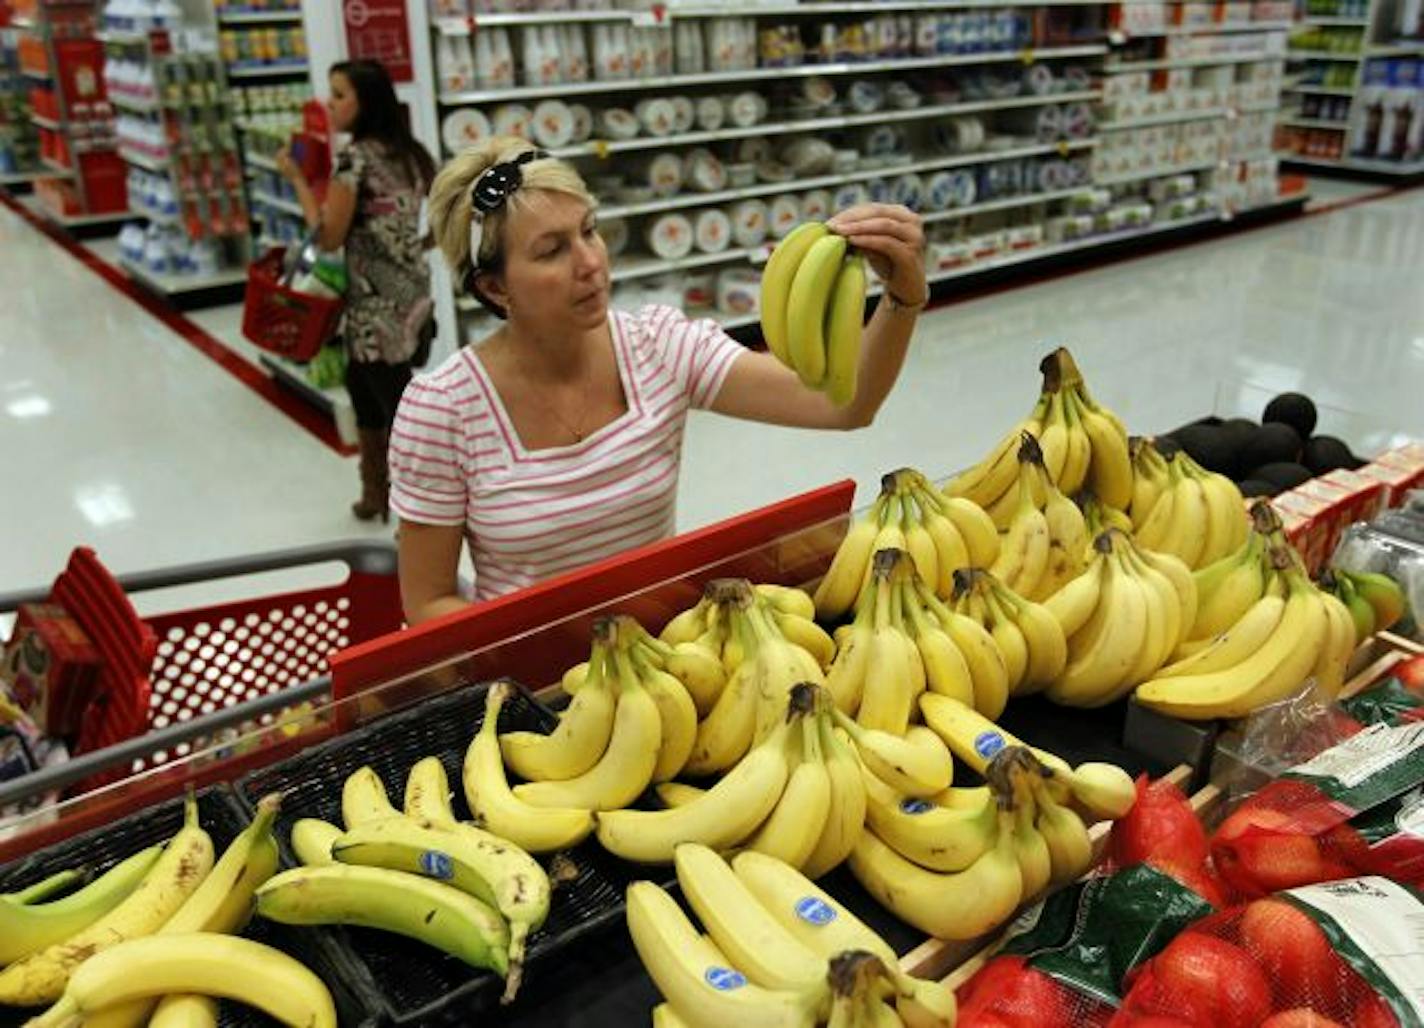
{"left": 632, "top": 4, "right": 667, "bottom": 26}
{"left": 1019, "top": 48, "right": 1036, "bottom": 65}
{"left": 1056, "top": 140, "right": 1071, "bottom": 157}
{"left": 591, "top": 140, "right": 611, "bottom": 159}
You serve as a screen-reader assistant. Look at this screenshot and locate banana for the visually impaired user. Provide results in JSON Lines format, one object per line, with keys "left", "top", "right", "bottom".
{"left": 979, "top": 592, "right": 1028, "bottom": 695}
{"left": 1058, "top": 389, "right": 1094, "bottom": 497}
{"left": 0, "top": 846, "right": 162, "bottom": 965}
{"left": 148, "top": 994, "right": 219, "bottom": 1028}
{"left": 1070, "top": 389, "right": 1133, "bottom": 511}
{"left": 1135, "top": 568, "right": 1330, "bottom": 719}
{"left": 1189, "top": 461, "right": 1248, "bottom": 565}
{"left": 5, "top": 871, "right": 86, "bottom": 906}
{"left": 989, "top": 437, "right": 1052, "bottom": 600}
{"left": 1136, "top": 547, "right": 1198, "bottom": 649}
{"left": 901, "top": 497, "right": 941, "bottom": 596}
{"left": 501, "top": 633, "right": 617, "bottom": 782}
{"left": 653, "top": 1003, "right": 693, "bottom": 1028}
{"left": 25, "top": 934, "right": 335, "bottom": 1028}
{"left": 257, "top": 862, "right": 509, "bottom": 974}
{"left": 463, "top": 683, "right": 595, "bottom": 853}
{"left": 1047, "top": 536, "right": 1150, "bottom": 708}
{"left": 921, "top": 584, "right": 1009, "bottom": 720}
{"left": 946, "top": 417, "right": 1032, "bottom": 512}
{"left": 917, "top": 695, "right": 1073, "bottom": 807}
{"left": 824, "top": 252, "right": 867, "bottom": 408}
{"left": 1060, "top": 762, "right": 1137, "bottom": 821}
{"left": 1038, "top": 477, "right": 1089, "bottom": 600}
{"left": 661, "top": 597, "right": 711, "bottom": 646}
{"left": 756, "top": 583, "right": 817, "bottom": 620}
{"left": 746, "top": 593, "right": 826, "bottom": 746}
{"left": 774, "top": 612, "right": 836, "bottom": 671}
{"left": 626, "top": 881, "right": 818, "bottom": 1028}
{"left": 1345, "top": 569, "right": 1407, "bottom": 631}
{"left": 1125, "top": 543, "right": 1184, "bottom": 673}
{"left": 1310, "top": 589, "right": 1357, "bottom": 698}
{"left": 814, "top": 498, "right": 884, "bottom": 622}
{"left": 801, "top": 716, "right": 868, "bottom": 880}
{"left": 901, "top": 582, "right": 976, "bottom": 708}
{"left": 290, "top": 818, "right": 342, "bottom": 867}
{"left": 1129, "top": 436, "right": 1171, "bottom": 529}
{"left": 861, "top": 771, "right": 999, "bottom": 873}
{"left": 685, "top": 635, "right": 761, "bottom": 775}
{"left": 857, "top": 558, "right": 919, "bottom": 735}
{"left": 513, "top": 648, "right": 662, "bottom": 810}
{"left": 1029, "top": 776, "right": 1093, "bottom": 884}
{"left": 1189, "top": 536, "right": 1268, "bottom": 642}
{"left": 674, "top": 844, "right": 828, "bottom": 996}
{"left": 594, "top": 695, "right": 798, "bottom": 863}
{"left": 654, "top": 781, "right": 706, "bottom": 807}
{"left": 745, "top": 709, "right": 833, "bottom": 870}
{"left": 0, "top": 795, "right": 214, "bottom": 1007}
{"left": 655, "top": 637, "right": 728, "bottom": 717}
{"left": 849, "top": 810, "right": 1023, "bottom": 940}
{"left": 825, "top": 581, "right": 873, "bottom": 715}
{"left": 1005, "top": 771, "right": 1051, "bottom": 901}
{"left": 625, "top": 647, "right": 697, "bottom": 784}
{"left": 1158, "top": 593, "right": 1286, "bottom": 679}
{"left": 760, "top": 221, "right": 829, "bottom": 369}
{"left": 404, "top": 755, "right": 457, "bottom": 821}
{"left": 993, "top": 585, "right": 1068, "bottom": 692}
{"left": 341, "top": 765, "right": 402, "bottom": 828}
{"left": 785, "top": 233, "right": 848, "bottom": 388}
{"left": 835, "top": 709, "right": 951, "bottom": 797}
{"left": 1119, "top": 547, "right": 1171, "bottom": 688}
{"left": 939, "top": 496, "right": 1000, "bottom": 569}
{"left": 560, "top": 661, "right": 589, "bottom": 694}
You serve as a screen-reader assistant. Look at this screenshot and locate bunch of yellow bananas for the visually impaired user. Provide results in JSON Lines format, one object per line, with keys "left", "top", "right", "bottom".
{"left": 949, "top": 567, "right": 1068, "bottom": 698}
{"left": 597, "top": 685, "right": 866, "bottom": 877}
{"left": 813, "top": 468, "right": 999, "bottom": 621}
{"left": 627, "top": 844, "right": 956, "bottom": 1028}
{"left": 1039, "top": 529, "right": 1198, "bottom": 708}
{"left": 1180, "top": 501, "right": 1285, "bottom": 647}
{"left": 1128, "top": 438, "right": 1249, "bottom": 569}
{"left": 7, "top": 794, "right": 336, "bottom": 1028}
{"left": 829, "top": 547, "right": 1010, "bottom": 726}
{"left": 1135, "top": 542, "right": 1357, "bottom": 720}
{"left": 759, "top": 222, "right": 869, "bottom": 406}
{"left": 947, "top": 347, "right": 1133, "bottom": 518}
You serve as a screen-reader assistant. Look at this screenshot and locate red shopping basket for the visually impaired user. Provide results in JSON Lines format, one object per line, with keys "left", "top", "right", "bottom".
{"left": 241, "top": 248, "right": 344, "bottom": 362}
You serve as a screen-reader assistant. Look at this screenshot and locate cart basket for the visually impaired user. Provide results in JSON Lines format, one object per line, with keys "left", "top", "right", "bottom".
{"left": 241, "top": 247, "right": 343, "bottom": 362}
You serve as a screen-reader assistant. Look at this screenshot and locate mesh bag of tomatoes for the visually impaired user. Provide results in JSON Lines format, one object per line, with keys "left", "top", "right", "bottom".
{"left": 956, "top": 864, "right": 1219, "bottom": 1028}
{"left": 1210, "top": 724, "right": 1424, "bottom": 898}
{"left": 1107, "top": 774, "right": 1229, "bottom": 908}
{"left": 1109, "top": 876, "right": 1424, "bottom": 1028}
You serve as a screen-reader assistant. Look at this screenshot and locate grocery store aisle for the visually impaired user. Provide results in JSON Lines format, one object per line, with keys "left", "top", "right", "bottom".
{"left": 2, "top": 184, "right": 1423, "bottom": 600}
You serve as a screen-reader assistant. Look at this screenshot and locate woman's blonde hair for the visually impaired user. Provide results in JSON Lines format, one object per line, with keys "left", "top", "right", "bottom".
{"left": 427, "top": 137, "right": 596, "bottom": 289}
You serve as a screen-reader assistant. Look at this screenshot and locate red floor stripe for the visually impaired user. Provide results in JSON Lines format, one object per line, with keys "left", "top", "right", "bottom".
{"left": 0, "top": 191, "right": 356, "bottom": 456}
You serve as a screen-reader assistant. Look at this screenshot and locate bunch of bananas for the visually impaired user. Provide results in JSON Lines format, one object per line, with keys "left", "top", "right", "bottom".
{"left": 813, "top": 469, "right": 999, "bottom": 621}
{"left": 1182, "top": 501, "right": 1286, "bottom": 647}
{"left": 829, "top": 548, "right": 1010, "bottom": 727}
{"left": 949, "top": 568, "right": 1067, "bottom": 697}
{"left": 1128, "top": 438, "right": 1248, "bottom": 569}
{"left": 1039, "top": 529, "right": 1197, "bottom": 708}
{"left": 1135, "top": 544, "right": 1357, "bottom": 720}
{"left": 628, "top": 844, "right": 956, "bottom": 1028}
{"left": 849, "top": 745, "right": 1094, "bottom": 943}
{"left": 759, "top": 221, "right": 869, "bottom": 405}
{"left": 598, "top": 684, "right": 867, "bottom": 876}
{"left": 1321, "top": 566, "right": 1407, "bottom": 644}
{"left": 1077, "top": 490, "right": 1134, "bottom": 553}
{"left": 947, "top": 347, "right": 1133, "bottom": 516}
{"left": 7, "top": 794, "right": 337, "bottom": 1028}
{"left": 262, "top": 753, "right": 554, "bottom": 1002}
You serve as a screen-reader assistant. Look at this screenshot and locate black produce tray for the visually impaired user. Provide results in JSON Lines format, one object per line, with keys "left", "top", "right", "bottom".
{"left": 233, "top": 679, "right": 630, "bottom": 1027}
{"left": 0, "top": 786, "right": 377, "bottom": 1028}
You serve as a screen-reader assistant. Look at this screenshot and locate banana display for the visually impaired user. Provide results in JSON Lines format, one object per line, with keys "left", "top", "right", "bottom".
{"left": 759, "top": 221, "right": 869, "bottom": 405}
{"left": 628, "top": 844, "right": 957, "bottom": 1028}
{"left": 947, "top": 347, "right": 1133, "bottom": 517}
{"left": 1035, "top": 528, "right": 1198, "bottom": 708}
{"left": 1320, "top": 566, "right": 1407, "bottom": 644}
{"left": 1134, "top": 540, "right": 1357, "bottom": 720}
{"left": 950, "top": 568, "right": 1067, "bottom": 698}
{"left": 814, "top": 468, "right": 999, "bottom": 621}
{"left": 1127, "top": 437, "right": 1248, "bottom": 569}
{"left": 986, "top": 434, "right": 1090, "bottom": 601}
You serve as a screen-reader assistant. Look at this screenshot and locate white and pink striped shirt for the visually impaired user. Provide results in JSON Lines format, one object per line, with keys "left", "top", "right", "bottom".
{"left": 388, "top": 305, "right": 746, "bottom": 601}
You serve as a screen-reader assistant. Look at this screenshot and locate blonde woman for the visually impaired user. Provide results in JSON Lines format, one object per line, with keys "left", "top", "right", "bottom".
{"left": 391, "top": 139, "right": 927, "bottom": 624}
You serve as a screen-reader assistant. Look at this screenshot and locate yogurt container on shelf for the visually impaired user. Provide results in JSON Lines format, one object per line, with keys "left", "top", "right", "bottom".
{"left": 636, "top": 152, "right": 685, "bottom": 197}
{"left": 735, "top": 137, "right": 773, "bottom": 164}
{"left": 717, "top": 268, "right": 761, "bottom": 315}
{"left": 568, "top": 103, "right": 594, "bottom": 143}
{"left": 693, "top": 208, "right": 733, "bottom": 253}
{"left": 634, "top": 97, "right": 677, "bottom": 137}
{"left": 726, "top": 91, "right": 767, "bottom": 127}
{"left": 832, "top": 182, "right": 871, "bottom": 211}
{"left": 645, "top": 213, "right": 695, "bottom": 260}
{"left": 683, "top": 269, "right": 717, "bottom": 309}
{"left": 891, "top": 173, "right": 926, "bottom": 210}
{"left": 598, "top": 107, "right": 639, "bottom": 140}
{"left": 440, "top": 108, "right": 492, "bottom": 153}
{"left": 669, "top": 95, "right": 695, "bottom": 134}
{"left": 800, "top": 189, "right": 832, "bottom": 221}
{"left": 726, "top": 162, "right": 756, "bottom": 188}
{"left": 727, "top": 199, "right": 769, "bottom": 246}
{"left": 685, "top": 148, "right": 728, "bottom": 193}
{"left": 531, "top": 99, "right": 575, "bottom": 147}
{"left": 768, "top": 195, "right": 801, "bottom": 238}
{"left": 492, "top": 103, "right": 534, "bottom": 140}
{"left": 694, "top": 95, "right": 725, "bottom": 131}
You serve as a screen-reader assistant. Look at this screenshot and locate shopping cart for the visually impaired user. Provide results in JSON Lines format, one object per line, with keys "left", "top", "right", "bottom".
{"left": 0, "top": 540, "right": 403, "bottom": 811}
{"left": 241, "top": 247, "right": 344, "bottom": 362}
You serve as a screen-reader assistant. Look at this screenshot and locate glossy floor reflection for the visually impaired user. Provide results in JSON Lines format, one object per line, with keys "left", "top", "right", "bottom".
{"left": 2, "top": 185, "right": 1423, "bottom": 603}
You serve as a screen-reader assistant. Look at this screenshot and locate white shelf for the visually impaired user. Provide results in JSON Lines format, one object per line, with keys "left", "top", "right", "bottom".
{"left": 249, "top": 188, "right": 305, "bottom": 217}
{"left": 1098, "top": 107, "right": 1227, "bottom": 130}
{"left": 1302, "top": 15, "right": 1370, "bottom": 24}
{"left": 1283, "top": 153, "right": 1424, "bottom": 174}
{"left": 439, "top": 45, "right": 1108, "bottom": 104}
{"left": 258, "top": 353, "right": 358, "bottom": 446}
{"left": 245, "top": 150, "right": 280, "bottom": 171}
{"left": 1287, "top": 83, "right": 1357, "bottom": 94}
{"left": 545, "top": 89, "right": 1103, "bottom": 159}
{"left": 597, "top": 139, "right": 1097, "bottom": 218}
{"left": 118, "top": 146, "right": 170, "bottom": 173}
{"left": 435, "top": 0, "right": 1111, "bottom": 30}
{"left": 1097, "top": 159, "right": 1218, "bottom": 185}
{"left": 121, "top": 258, "right": 248, "bottom": 295}
{"left": 921, "top": 186, "right": 1089, "bottom": 223}
{"left": 1280, "top": 115, "right": 1350, "bottom": 129}
{"left": 1111, "top": 20, "right": 1293, "bottom": 38}
{"left": 110, "top": 93, "right": 161, "bottom": 114}
{"left": 226, "top": 62, "right": 309, "bottom": 79}
{"left": 1368, "top": 40, "right": 1424, "bottom": 55}
{"left": 1287, "top": 48, "right": 1363, "bottom": 59}
{"left": 218, "top": 9, "right": 302, "bottom": 22}
{"left": 1104, "top": 50, "right": 1285, "bottom": 71}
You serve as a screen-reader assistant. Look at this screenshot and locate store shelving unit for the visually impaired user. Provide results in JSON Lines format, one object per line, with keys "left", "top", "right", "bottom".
{"left": 1280, "top": 0, "right": 1424, "bottom": 175}
{"left": 0, "top": 25, "right": 43, "bottom": 183}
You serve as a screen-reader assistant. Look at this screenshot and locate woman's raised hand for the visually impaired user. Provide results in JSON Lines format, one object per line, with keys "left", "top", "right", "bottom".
{"left": 826, "top": 203, "right": 928, "bottom": 307}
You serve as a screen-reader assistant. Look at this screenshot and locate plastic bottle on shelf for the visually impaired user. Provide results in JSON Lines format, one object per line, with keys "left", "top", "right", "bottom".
{"left": 562, "top": 24, "right": 588, "bottom": 82}
{"left": 540, "top": 25, "right": 564, "bottom": 83}
{"left": 675, "top": 20, "right": 703, "bottom": 74}
{"left": 435, "top": 35, "right": 471, "bottom": 92}
{"left": 521, "top": 27, "right": 544, "bottom": 85}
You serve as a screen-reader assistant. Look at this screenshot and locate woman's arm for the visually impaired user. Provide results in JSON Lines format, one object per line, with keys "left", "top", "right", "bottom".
{"left": 710, "top": 204, "right": 927, "bottom": 431}
{"left": 276, "top": 147, "right": 358, "bottom": 251}
{"left": 398, "top": 520, "right": 470, "bottom": 625}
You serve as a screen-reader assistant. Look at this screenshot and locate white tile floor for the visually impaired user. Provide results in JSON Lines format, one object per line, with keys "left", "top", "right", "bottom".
{"left": 3, "top": 182, "right": 1423, "bottom": 608}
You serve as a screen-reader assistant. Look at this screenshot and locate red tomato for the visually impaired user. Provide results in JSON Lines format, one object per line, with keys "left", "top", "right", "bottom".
{"left": 1239, "top": 899, "right": 1344, "bottom": 1008}
{"left": 1351, "top": 992, "right": 1402, "bottom": 1028}
{"left": 1396, "top": 655, "right": 1424, "bottom": 691}
{"left": 1145, "top": 857, "right": 1229, "bottom": 908}
{"left": 956, "top": 956, "right": 1074, "bottom": 1028}
{"left": 1213, "top": 808, "right": 1354, "bottom": 896}
{"left": 1259, "top": 1010, "right": 1345, "bottom": 1028}
{"left": 1150, "top": 932, "right": 1273, "bottom": 1028}
{"left": 1110, "top": 775, "right": 1210, "bottom": 869}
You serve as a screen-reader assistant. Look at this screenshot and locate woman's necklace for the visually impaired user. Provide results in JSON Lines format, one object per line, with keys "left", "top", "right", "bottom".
{"left": 514, "top": 348, "right": 595, "bottom": 444}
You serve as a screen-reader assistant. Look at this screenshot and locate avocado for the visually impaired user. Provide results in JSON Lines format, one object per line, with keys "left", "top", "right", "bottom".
{"left": 1217, "top": 418, "right": 1261, "bottom": 478}
{"left": 1262, "top": 392, "right": 1318, "bottom": 440}
{"left": 1240, "top": 422, "right": 1302, "bottom": 472}
{"left": 1250, "top": 462, "right": 1314, "bottom": 491}
{"left": 1302, "top": 435, "right": 1361, "bottom": 475}
{"left": 1238, "top": 478, "right": 1280, "bottom": 498}
{"left": 1174, "top": 424, "right": 1236, "bottom": 474}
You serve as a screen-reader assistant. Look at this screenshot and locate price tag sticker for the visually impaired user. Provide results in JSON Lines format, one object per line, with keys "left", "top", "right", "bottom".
{"left": 466, "top": 15, "right": 477, "bottom": 32}
{"left": 750, "top": 242, "right": 776, "bottom": 265}
{"left": 592, "top": 140, "right": 611, "bottom": 159}
{"left": 1108, "top": 29, "right": 1127, "bottom": 45}
{"left": 632, "top": 5, "right": 667, "bottom": 26}
{"left": 1020, "top": 48, "right": 1036, "bottom": 65}
{"left": 1057, "top": 140, "right": 1071, "bottom": 156}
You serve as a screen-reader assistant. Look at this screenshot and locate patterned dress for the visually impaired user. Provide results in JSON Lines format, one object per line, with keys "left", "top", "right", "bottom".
{"left": 332, "top": 139, "right": 431, "bottom": 364}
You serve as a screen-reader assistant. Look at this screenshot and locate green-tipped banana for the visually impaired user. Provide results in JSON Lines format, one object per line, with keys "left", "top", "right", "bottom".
{"left": 1340, "top": 568, "right": 1406, "bottom": 633}
{"left": 785, "top": 233, "right": 848, "bottom": 388}
{"left": 760, "top": 221, "right": 829, "bottom": 367}
{"left": 256, "top": 862, "right": 510, "bottom": 976}
{"left": 4, "top": 869, "right": 88, "bottom": 906}
{"left": 823, "top": 253, "right": 867, "bottom": 408}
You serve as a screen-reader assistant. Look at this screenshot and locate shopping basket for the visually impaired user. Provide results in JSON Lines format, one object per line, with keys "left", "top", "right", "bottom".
{"left": 0, "top": 540, "right": 403, "bottom": 806}
{"left": 241, "top": 247, "right": 344, "bottom": 362}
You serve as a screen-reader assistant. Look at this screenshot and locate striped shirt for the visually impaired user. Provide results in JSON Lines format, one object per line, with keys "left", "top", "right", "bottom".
{"left": 389, "top": 304, "right": 746, "bottom": 602}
